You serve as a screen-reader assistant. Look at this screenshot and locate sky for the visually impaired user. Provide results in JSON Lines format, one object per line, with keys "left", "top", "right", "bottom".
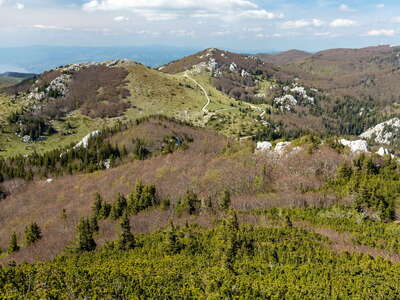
{"left": 1, "top": 0, "right": 400, "bottom": 52}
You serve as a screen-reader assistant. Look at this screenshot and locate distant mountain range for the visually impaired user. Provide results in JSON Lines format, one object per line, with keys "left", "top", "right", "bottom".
{"left": 0, "top": 72, "right": 36, "bottom": 79}
{"left": 0, "top": 45, "right": 200, "bottom": 73}
{"left": 256, "top": 45, "right": 400, "bottom": 104}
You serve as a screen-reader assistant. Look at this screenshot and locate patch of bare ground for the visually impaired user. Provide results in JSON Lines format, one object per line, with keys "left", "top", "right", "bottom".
{"left": 295, "top": 221, "right": 400, "bottom": 263}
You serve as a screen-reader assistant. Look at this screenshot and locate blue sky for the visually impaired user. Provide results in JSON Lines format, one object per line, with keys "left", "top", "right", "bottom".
{"left": 1, "top": 0, "right": 400, "bottom": 51}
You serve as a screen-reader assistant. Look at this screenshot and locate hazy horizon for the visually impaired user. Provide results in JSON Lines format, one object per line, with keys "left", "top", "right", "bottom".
{"left": 1, "top": 42, "right": 397, "bottom": 74}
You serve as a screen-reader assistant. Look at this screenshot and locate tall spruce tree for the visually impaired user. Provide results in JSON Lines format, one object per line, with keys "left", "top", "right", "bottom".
{"left": 92, "top": 192, "right": 103, "bottom": 218}
{"left": 8, "top": 232, "right": 20, "bottom": 254}
{"left": 76, "top": 218, "right": 96, "bottom": 252}
{"left": 117, "top": 214, "right": 135, "bottom": 250}
{"left": 110, "top": 193, "right": 127, "bottom": 220}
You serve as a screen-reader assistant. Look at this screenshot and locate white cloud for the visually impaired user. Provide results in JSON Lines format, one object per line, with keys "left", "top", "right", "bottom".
{"left": 169, "top": 29, "right": 195, "bottom": 37}
{"left": 0, "top": 0, "right": 24, "bottom": 9}
{"left": 330, "top": 18, "right": 356, "bottom": 27}
{"left": 33, "top": 25, "right": 72, "bottom": 31}
{"left": 376, "top": 4, "right": 385, "bottom": 9}
{"left": 339, "top": 4, "right": 356, "bottom": 12}
{"left": 113, "top": 16, "right": 128, "bottom": 22}
{"left": 281, "top": 19, "right": 324, "bottom": 29}
{"left": 367, "top": 29, "right": 395, "bottom": 36}
{"left": 314, "top": 32, "right": 331, "bottom": 36}
{"left": 312, "top": 19, "right": 324, "bottom": 26}
{"left": 136, "top": 30, "right": 160, "bottom": 36}
{"left": 282, "top": 20, "right": 309, "bottom": 29}
{"left": 82, "top": 0, "right": 282, "bottom": 21}
{"left": 244, "top": 27, "right": 263, "bottom": 32}
{"left": 211, "top": 30, "right": 231, "bottom": 36}
{"left": 255, "top": 32, "right": 281, "bottom": 38}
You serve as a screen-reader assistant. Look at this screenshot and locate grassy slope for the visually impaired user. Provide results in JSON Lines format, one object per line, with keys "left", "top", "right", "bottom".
{"left": 0, "top": 63, "right": 268, "bottom": 157}
{"left": 0, "top": 77, "right": 20, "bottom": 89}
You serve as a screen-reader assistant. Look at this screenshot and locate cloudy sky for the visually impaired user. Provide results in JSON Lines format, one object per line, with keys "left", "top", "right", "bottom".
{"left": 1, "top": 0, "right": 400, "bottom": 51}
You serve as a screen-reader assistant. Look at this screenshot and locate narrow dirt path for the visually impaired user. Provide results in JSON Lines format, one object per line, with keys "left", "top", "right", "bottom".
{"left": 184, "top": 72, "right": 211, "bottom": 114}
{"left": 295, "top": 221, "right": 400, "bottom": 263}
{"left": 184, "top": 72, "right": 268, "bottom": 135}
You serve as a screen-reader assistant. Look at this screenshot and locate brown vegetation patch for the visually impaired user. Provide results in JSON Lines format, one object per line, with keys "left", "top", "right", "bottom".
{"left": 262, "top": 45, "right": 400, "bottom": 105}
{"left": 44, "top": 65, "right": 131, "bottom": 119}
{"left": 296, "top": 221, "right": 400, "bottom": 263}
{"left": 0, "top": 120, "right": 349, "bottom": 263}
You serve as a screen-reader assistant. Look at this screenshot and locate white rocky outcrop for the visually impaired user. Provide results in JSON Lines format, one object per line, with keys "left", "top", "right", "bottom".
{"left": 241, "top": 69, "right": 250, "bottom": 77}
{"left": 22, "top": 135, "right": 32, "bottom": 143}
{"left": 290, "top": 85, "right": 314, "bottom": 104}
{"left": 103, "top": 159, "right": 111, "bottom": 169}
{"left": 28, "top": 91, "right": 46, "bottom": 101}
{"left": 274, "top": 95, "right": 297, "bottom": 111}
{"left": 274, "top": 83, "right": 315, "bottom": 111}
{"left": 275, "top": 142, "right": 291, "bottom": 154}
{"left": 229, "top": 63, "right": 237, "bottom": 72}
{"left": 360, "top": 118, "right": 400, "bottom": 145}
{"left": 74, "top": 130, "right": 101, "bottom": 149}
{"left": 256, "top": 141, "right": 273, "bottom": 151}
{"left": 377, "top": 147, "right": 390, "bottom": 156}
{"left": 192, "top": 58, "right": 219, "bottom": 74}
{"left": 46, "top": 74, "right": 72, "bottom": 97}
{"left": 340, "top": 139, "right": 369, "bottom": 153}
{"left": 208, "top": 58, "right": 218, "bottom": 71}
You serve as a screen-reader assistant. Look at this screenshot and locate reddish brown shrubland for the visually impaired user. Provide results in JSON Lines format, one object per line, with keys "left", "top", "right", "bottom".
{"left": 0, "top": 120, "right": 349, "bottom": 263}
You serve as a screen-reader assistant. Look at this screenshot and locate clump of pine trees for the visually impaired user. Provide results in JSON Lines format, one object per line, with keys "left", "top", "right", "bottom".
{"left": 25, "top": 222, "right": 42, "bottom": 246}
{"left": 327, "top": 154, "right": 400, "bottom": 221}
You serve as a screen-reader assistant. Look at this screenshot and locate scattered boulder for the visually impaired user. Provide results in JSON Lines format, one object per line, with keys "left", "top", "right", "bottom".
{"left": 256, "top": 141, "right": 273, "bottom": 152}
{"left": 377, "top": 147, "right": 390, "bottom": 156}
{"left": 103, "top": 159, "right": 112, "bottom": 169}
{"left": 22, "top": 135, "right": 32, "bottom": 143}
{"left": 275, "top": 142, "right": 291, "bottom": 154}
{"left": 229, "top": 63, "right": 237, "bottom": 72}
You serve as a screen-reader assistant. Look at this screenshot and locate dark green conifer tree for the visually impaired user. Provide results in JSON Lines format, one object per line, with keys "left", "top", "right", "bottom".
{"left": 25, "top": 222, "right": 42, "bottom": 246}
{"left": 166, "top": 222, "right": 181, "bottom": 254}
{"left": 178, "top": 190, "right": 200, "bottom": 215}
{"left": 89, "top": 215, "right": 99, "bottom": 233}
{"left": 8, "top": 232, "right": 20, "bottom": 254}
{"left": 117, "top": 213, "right": 135, "bottom": 250}
{"left": 92, "top": 192, "right": 103, "bottom": 218}
{"left": 110, "top": 193, "right": 127, "bottom": 220}
{"left": 76, "top": 218, "right": 96, "bottom": 252}
{"left": 219, "top": 190, "right": 231, "bottom": 210}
